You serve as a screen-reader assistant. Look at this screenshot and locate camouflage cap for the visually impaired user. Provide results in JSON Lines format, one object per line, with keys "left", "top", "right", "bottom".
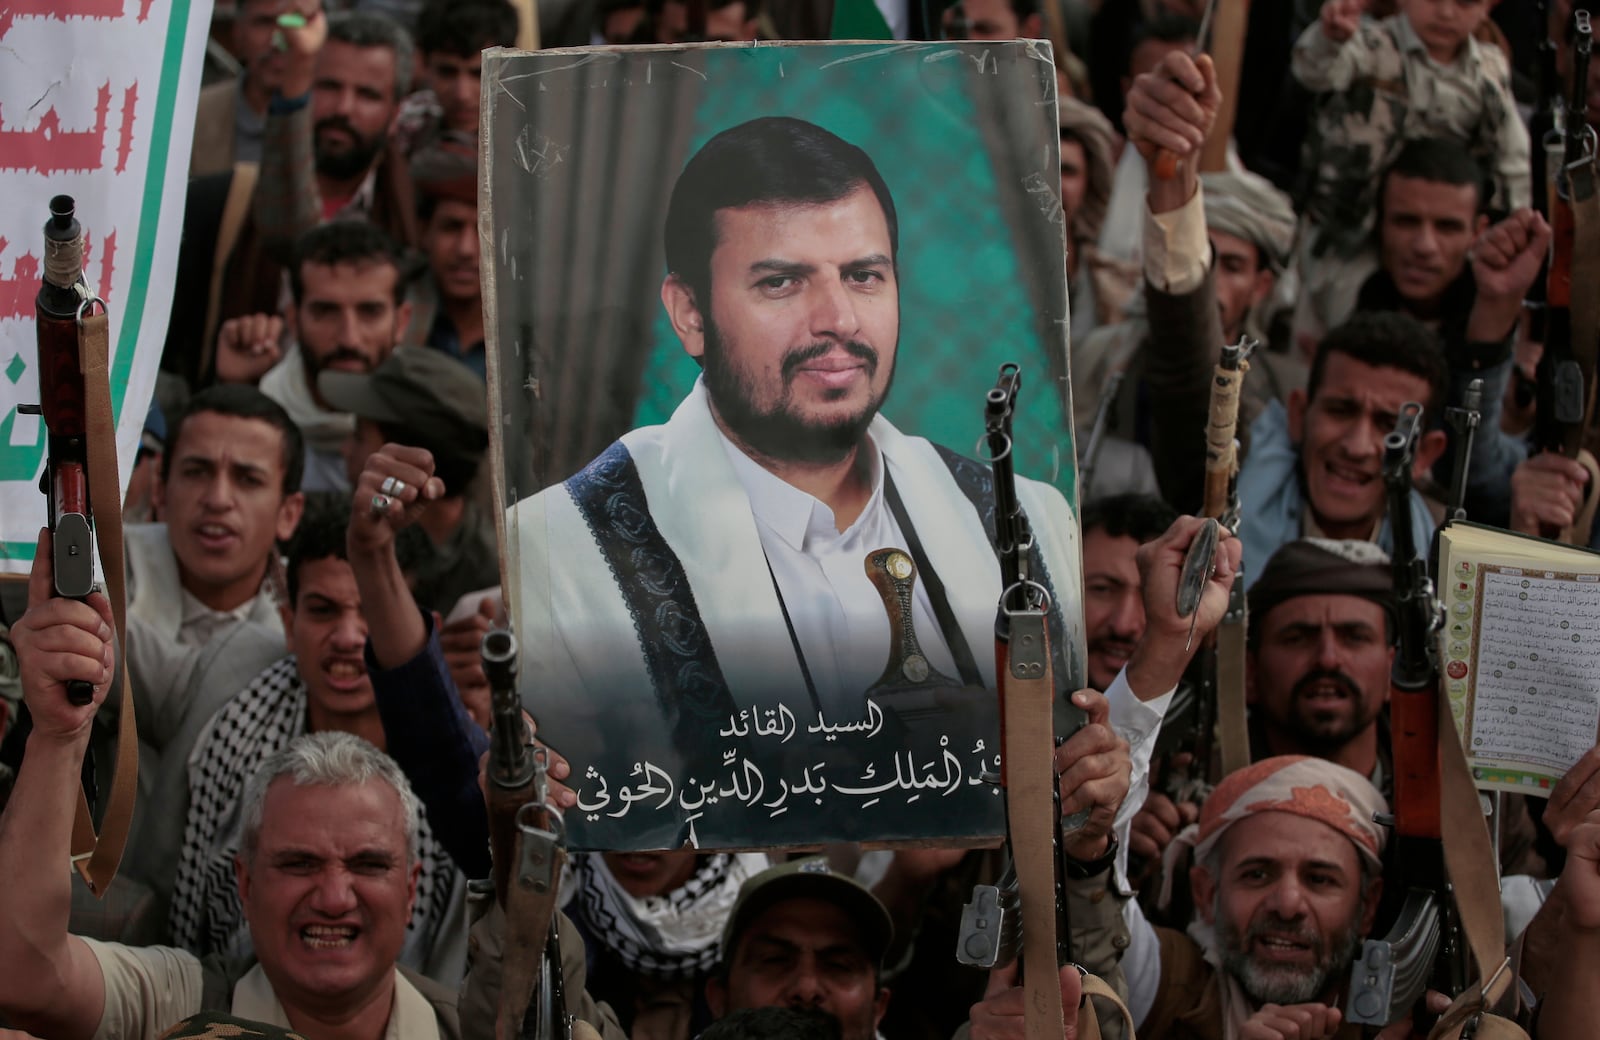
{"left": 719, "top": 857, "right": 893, "bottom": 969}
{"left": 157, "top": 1012, "right": 311, "bottom": 1039}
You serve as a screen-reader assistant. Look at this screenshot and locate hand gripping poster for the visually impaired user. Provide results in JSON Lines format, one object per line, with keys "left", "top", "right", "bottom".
{"left": 483, "top": 40, "right": 1084, "bottom": 851}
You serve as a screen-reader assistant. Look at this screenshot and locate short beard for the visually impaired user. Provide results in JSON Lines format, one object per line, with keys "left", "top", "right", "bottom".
{"left": 701, "top": 320, "right": 890, "bottom": 466}
{"left": 1270, "top": 668, "right": 1376, "bottom": 754}
{"left": 1218, "top": 897, "right": 1365, "bottom": 1007}
{"left": 314, "top": 116, "right": 385, "bottom": 181}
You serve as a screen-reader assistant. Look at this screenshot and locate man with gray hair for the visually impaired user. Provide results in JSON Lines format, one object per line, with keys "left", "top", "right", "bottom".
{"left": 0, "top": 528, "right": 459, "bottom": 1039}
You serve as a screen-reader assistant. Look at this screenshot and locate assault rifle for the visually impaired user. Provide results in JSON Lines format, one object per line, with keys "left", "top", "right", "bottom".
{"left": 1078, "top": 370, "right": 1124, "bottom": 504}
{"left": 1535, "top": 9, "right": 1600, "bottom": 543}
{"left": 1149, "top": 335, "right": 1256, "bottom": 818}
{"left": 1345, "top": 403, "right": 1470, "bottom": 1028}
{"left": 482, "top": 630, "right": 582, "bottom": 1040}
{"left": 19, "top": 197, "right": 103, "bottom": 705}
{"left": 954, "top": 365, "right": 1080, "bottom": 1036}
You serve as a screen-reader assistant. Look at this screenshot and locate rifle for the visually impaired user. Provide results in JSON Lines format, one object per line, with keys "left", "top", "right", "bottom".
{"left": 1443, "top": 378, "right": 1483, "bottom": 522}
{"left": 19, "top": 197, "right": 103, "bottom": 706}
{"left": 1150, "top": 335, "right": 1256, "bottom": 811}
{"left": 954, "top": 365, "right": 1080, "bottom": 1037}
{"left": 17, "top": 195, "right": 140, "bottom": 898}
{"left": 482, "top": 629, "right": 578, "bottom": 1040}
{"left": 1077, "top": 369, "right": 1124, "bottom": 504}
{"left": 1535, "top": 9, "right": 1600, "bottom": 543}
{"left": 1345, "top": 402, "right": 1471, "bottom": 1029}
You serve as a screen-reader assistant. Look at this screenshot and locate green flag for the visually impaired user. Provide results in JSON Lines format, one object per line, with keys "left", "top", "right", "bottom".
{"left": 829, "top": 0, "right": 893, "bottom": 39}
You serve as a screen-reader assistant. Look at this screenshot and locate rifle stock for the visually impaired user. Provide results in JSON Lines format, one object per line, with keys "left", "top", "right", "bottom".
{"left": 956, "top": 365, "right": 1073, "bottom": 1035}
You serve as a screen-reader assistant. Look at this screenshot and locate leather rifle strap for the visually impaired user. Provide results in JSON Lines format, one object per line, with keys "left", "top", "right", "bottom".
{"left": 1427, "top": 675, "right": 1524, "bottom": 1040}
{"left": 1560, "top": 449, "right": 1600, "bottom": 545}
{"left": 1078, "top": 973, "right": 1137, "bottom": 1040}
{"left": 499, "top": 843, "right": 565, "bottom": 1040}
{"left": 1002, "top": 610, "right": 1067, "bottom": 1040}
{"left": 70, "top": 309, "right": 138, "bottom": 895}
{"left": 1215, "top": 594, "right": 1250, "bottom": 777}
{"left": 200, "top": 161, "right": 260, "bottom": 376}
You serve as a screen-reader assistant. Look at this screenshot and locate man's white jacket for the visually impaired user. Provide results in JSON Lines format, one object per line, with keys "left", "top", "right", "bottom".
{"left": 509, "top": 381, "right": 1084, "bottom": 718}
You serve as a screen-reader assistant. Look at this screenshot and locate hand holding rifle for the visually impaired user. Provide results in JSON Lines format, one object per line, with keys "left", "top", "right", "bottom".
{"left": 1125, "top": 50, "right": 1220, "bottom": 205}
{"left": 1125, "top": 516, "right": 1238, "bottom": 700}
{"left": 1509, "top": 452, "right": 1592, "bottom": 536}
{"left": 9, "top": 530, "right": 115, "bottom": 744}
{"left": 1053, "top": 689, "right": 1130, "bottom": 862}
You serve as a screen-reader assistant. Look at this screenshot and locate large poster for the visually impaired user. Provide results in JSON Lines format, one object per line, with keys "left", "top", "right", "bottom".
{"left": 0, "top": 0, "right": 212, "bottom": 572}
{"left": 484, "top": 41, "right": 1084, "bottom": 850}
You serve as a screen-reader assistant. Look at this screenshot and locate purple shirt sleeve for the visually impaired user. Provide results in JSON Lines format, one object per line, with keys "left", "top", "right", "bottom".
{"left": 366, "top": 610, "right": 492, "bottom": 878}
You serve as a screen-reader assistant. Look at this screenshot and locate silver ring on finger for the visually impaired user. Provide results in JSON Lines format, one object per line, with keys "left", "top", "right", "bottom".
{"left": 380, "top": 476, "right": 406, "bottom": 497}
{"left": 370, "top": 493, "right": 392, "bottom": 517}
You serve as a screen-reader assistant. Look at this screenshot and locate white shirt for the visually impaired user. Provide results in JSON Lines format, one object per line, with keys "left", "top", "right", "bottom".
{"left": 175, "top": 587, "right": 255, "bottom": 649}
{"left": 717, "top": 428, "right": 961, "bottom": 722}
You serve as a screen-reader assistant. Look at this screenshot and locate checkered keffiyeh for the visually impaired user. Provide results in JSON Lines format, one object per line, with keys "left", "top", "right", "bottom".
{"left": 168, "top": 657, "right": 457, "bottom": 970}
{"left": 567, "top": 851, "right": 767, "bottom": 980}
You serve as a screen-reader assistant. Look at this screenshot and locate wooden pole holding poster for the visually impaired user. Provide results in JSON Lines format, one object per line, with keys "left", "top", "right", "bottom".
{"left": 509, "top": 0, "right": 540, "bottom": 50}
{"left": 1199, "top": 0, "right": 1248, "bottom": 172}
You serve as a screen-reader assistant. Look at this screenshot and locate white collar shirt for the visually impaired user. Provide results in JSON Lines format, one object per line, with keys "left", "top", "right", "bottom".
{"left": 176, "top": 586, "right": 256, "bottom": 648}
{"left": 715, "top": 425, "right": 963, "bottom": 723}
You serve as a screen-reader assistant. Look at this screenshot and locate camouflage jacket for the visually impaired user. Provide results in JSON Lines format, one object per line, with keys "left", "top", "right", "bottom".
{"left": 1292, "top": 14, "right": 1530, "bottom": 260}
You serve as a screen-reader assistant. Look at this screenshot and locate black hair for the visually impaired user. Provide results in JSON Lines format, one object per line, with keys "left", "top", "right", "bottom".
{"left": 326, "top": 10, "right": 415, "bottom": 98}
{"left": 1080, "top": 493, "right": 1179, "bottom": 544}
{"left": 1381, "top": 137, "right": 1489, "bottom": 216}
{"left": 1308, "top": 311, "right": 1449, "bottom": 427}
{"left": 286, "top": 492, "right": 350, "bottom": 606}
{"left": 699, "top": 1008, "right": 844, "bottom": 1040}
{"left": 414, "top": 0, "right": 518, "bottom": 57}
{"left": 374, "top": 419, "right": 484, "bottom": 498}
{"left": 1126, "top": 13, "right": 1200, "bottom": 74}
{"left": 289, "top": 220, "right": 408, "bottom": 307}
{"left": 161, "top": 384, "right": 305, "bottom": 496}
{"left": 663, "top": 117, "right": 899, "bottom": 309}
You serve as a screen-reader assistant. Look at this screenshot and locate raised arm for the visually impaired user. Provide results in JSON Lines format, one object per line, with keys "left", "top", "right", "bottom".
{"left": 1454, "top": 209, "right": 1551, "bottom": 523}
{"left": 1290, "top": 0, "right": 1373, "bottom": 93}
{"left": 253, "top": 2, "right": 327, "bottom": 257}
{"left": 0, "top": 532, "right": 115, "bottom": 1039}
{"left": 1123, "top": 50, "right": 1226, "bottom": 514}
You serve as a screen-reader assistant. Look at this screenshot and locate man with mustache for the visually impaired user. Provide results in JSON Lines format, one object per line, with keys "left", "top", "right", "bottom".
{"left": 509, "top": 116, "right": 1178, "bottom": 754}
{"left": 169, "top": 499, "right": 469, "bottom": 984}
{"left": 257, "top": 221, "right": 412, "bottom": 494}
{"left": 1130, "top": 539, "right": 1541, "bottom": 883}
{"left": 249, "top": 6, "right": 420, "bottom": 255}
{"left": 1122, "top": 755, "right": 1421, "bottom": 1040}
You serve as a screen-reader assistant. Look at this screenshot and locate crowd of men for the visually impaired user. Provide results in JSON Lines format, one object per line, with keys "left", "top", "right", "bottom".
{"left": 3, "top": 0, "right": 1600, "bottom": 1038}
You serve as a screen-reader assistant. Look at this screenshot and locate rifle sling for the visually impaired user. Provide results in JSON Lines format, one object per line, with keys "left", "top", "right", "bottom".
{"left": 1428, "top": 675, "right": 1520, "bottom": 1038}
{"left": 1079, "top": 973, "right": 1137, "bottom": 1040}
{"left": 70, "top": 309, "right": 138, "bottom": 896}
{"left": 500, "top": 841, "right": 566, "bottom": 1040}
{"left": 1215, "top": 593, "right": 1250, "bottom": 777}
{"left": 1000, "top": 611, "right": 1067, "bottom": 1040}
